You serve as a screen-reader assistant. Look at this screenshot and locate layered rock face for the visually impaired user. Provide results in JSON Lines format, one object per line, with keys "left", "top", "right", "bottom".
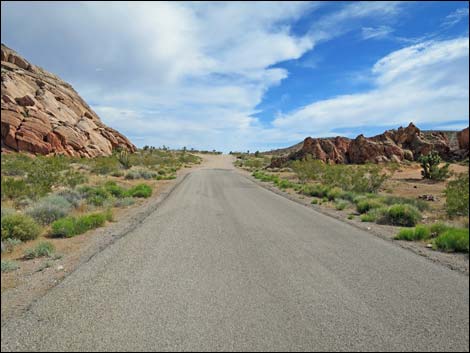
{"left": 269, "top": 123, "right": 469, "bottom": 167}
{"left": 1, "top": 44, "right": 136, "bottom": 157}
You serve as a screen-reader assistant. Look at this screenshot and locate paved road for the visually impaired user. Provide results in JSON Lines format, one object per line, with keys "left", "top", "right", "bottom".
{"left": 1, "top": 168, "right": 469, "bottom": 351}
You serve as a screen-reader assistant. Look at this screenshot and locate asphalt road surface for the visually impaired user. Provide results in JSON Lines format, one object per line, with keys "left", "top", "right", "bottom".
{"left": 1, "top": 168, "right": 469, "bottom": 351}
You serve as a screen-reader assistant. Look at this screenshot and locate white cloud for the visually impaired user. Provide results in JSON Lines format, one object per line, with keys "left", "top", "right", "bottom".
{"left": 442, "top": 7, "right": 469, "bottom": 28}
{"left": 8, "top": 2, "right": 452, "bottom": 150}
{"left": 361, "top": 25, "right": 394, "bottom": 40}
{"left": 273, "top": 38, "right": 469, "bottom": 138}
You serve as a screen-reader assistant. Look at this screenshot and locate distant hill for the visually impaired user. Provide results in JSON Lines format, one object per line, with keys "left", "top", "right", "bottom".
{"left": 268, "top": 123, "right": 469, "bottom": 167}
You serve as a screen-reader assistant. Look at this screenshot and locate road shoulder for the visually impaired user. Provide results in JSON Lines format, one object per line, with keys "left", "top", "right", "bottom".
{"left": 235, "top": 167, "right": 469, "bottom": 275}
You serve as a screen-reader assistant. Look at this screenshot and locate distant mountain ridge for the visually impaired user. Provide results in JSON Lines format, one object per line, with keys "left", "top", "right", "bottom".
{"left": 268, "top": 123, "right": 469, "bottom": 167}
{"left": 1, "top": 44, "right": 136, "bottom": 157}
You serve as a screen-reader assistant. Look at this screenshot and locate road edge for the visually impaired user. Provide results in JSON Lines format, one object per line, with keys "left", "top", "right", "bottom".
{"left": 237, "top": 169, "right": 469, "bottom": 276}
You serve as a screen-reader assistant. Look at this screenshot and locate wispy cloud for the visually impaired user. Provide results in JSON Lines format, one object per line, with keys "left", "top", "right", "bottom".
{"left": 273, "top": 38, "right": 469, "bottom": 138}
{"left": 361, "top": 25, "right": 394, "bottom": 40}
{"left": 441, "top": 7, "right": 469, "bottom": 28}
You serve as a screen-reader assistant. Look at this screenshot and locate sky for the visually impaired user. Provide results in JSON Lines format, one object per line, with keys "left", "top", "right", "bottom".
{"left": 2, "top": 1, "right": 469, "bottom": 152}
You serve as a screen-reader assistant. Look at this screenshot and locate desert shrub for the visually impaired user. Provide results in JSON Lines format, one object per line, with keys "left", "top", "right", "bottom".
{"left": 395, "top": 228, "right": 416, "bottom": 241}
{"left": 419, "top": 151, "right": 450, "bottom": 181}
{"left": 114, "top": 197, "right": 135, "bottom": 207}
{"left": 104, "top": 182, "right": 127, "bottom": 198}
{"left": 335, "top": 199, "right": 349, "bottom": 210}
{"left": 111, "top": 170, "right": 124, "bottom": 177}
{"left": 1, "top": 207, "right": 15, "bottom": 219}
{"left": 26, "top": 195, "right": 72, "bottom": 225}
{"left": 311, "top": 198, "right": 319, "bottom": 205}
{"left": 2, "top": 238, "right": 22, "bottom": 253}
{"left": 51, "top": 211, "right": 110, "bottom": 238}
{"left": 376, "top": 204, "right": 421, "bottom": 227}
{"left": 381, "top": 196, "right": 429, "bottom": 212}
{"left": 24, "top": 241, "right": 55, "bottom": 259}
{"left": 301, "top": 184, "right": 330, "bottom": 198}
{"left": 1, "top": 213, "right": 41, "bottom": 241}
{"left": 89, "top": 156, "right": 121, "bottom": 175}
{"left": 14, "top": 196, "right": 34, "bottom": 209}
{"left": 276, "top": 179, "right": 295, "bottom": 190}
{"left": 347, "top": 214, "right": 354, "bottom": 220}
{"left": 127, "top": 184, "right": 152, "bottom": 198}
{"left": 55, "top": 189, "right": 83, "bottom": 208}
{"left": 61, "top": 169, "right": 88, "bottom": 188}
{"left": 78, "top": 186, "right": 112, "bottom": 206}
{"left": 360, "top": 213, "right": 376, "bottom": 222}
{"left": 1, "top": 260, "right": 19, "bottom": 272}
{"left": 434, "top": 228, "right": 469, "bottom": 253}
{"left": 125, "top": 171, "right": 140, "bottom": 180}
{"left": 397, "top": 225, "right": 432, "bottom": 241}
{"left": 429, "top": 222, "right": 450, "bottom": 237}
{"left": 445, "top": 173, "right": 469, "bottom": 217}
{"left": 327, "top": 187, "right": 343, "bottom": 201}
{"left": 356, "top": 198, "right": 383, "bottom": 214}
{"left": 1, "top": 177, "right": 31, "bottom": 200}
{"left": 413, "top": 225, "right": 432, "bottom": 240}
{"left": 290, "top": 158, "right": 388, "bottom": 193}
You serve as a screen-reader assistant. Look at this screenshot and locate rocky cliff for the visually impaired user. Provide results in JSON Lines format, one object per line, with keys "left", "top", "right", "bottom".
{"left": 269, "top": 123, "right": 469, "bottom": 167}
{"left": 1, "top": 44, "right": 136, "bottom": 157}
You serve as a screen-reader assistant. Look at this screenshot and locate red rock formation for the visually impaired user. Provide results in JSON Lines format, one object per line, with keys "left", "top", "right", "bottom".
{"left": 457, "top": 127, "right": 469, "bottom": 151}
{"left": 1, "top": 44, "right": 136, "bottom": 157}
{"left": 269, "top": 123, "right": 469, "bottom": 167}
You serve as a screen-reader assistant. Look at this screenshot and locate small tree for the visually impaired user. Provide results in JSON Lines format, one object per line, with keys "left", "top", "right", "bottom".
{"left": 254, "top": 150, "right": 260, "bottom": 157}
{"left": 419, "top": 151, "right": 450, "bottom": 181}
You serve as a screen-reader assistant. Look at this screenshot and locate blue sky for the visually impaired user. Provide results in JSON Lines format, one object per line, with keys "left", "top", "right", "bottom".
{"left": 2, "top": 1, "right": 469, "bottom": 152}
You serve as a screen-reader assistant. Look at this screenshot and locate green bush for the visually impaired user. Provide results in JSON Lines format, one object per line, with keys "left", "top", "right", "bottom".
{"left": 50, "top": 211, "right": 111, "bottom": 238}
{"left": 445, "top": 173, "right": 469, "bottom": 217}
{"left": 327, "top": 187, "right": 343, "bottom": 201}
{"left": 127, "top": 184, "right": 152, "bottom": 198}
{"left": 311, "top": 198, "right": 319, "bottom": 205}
{"left": 414, "top": 225, "right": 431, "bottom": 240}
{"left": 377, "top": 204, "right": 421, "bottom": 227}
{"left": 104, "top": 182, "right": 127, "bottom": 198}
{"left": 395, "top": 228, "right": 415, "bottom": 240}
{"left": 24, "top": 241, "right": 55, "bottom": 259}
{"left": 1, "top": 260, "right": 19, "bottom": 272}
{"left": 335, "top": 200, "right": 348, "bottom": 210}
{"left": 290, "top": 158, "right": 389, "bottom": 193}
{"left": 1, "top": 177, "right": 31, "bottom": 200}
{"left": 381, "top": 196, "right": 429, "bottom": 212}
{"left": 360, "top": 213, "right": 376, "bottom": 222}
{"left": 429, "top": 222, "right": 450, "bottom": 236}
{"left": 88, "top": 156, "right": 120, "bottom": 175}
{"left": 26, "top": 195, "right": 72, "bottom": 225}
{"left": 356, "top": 199, "right": 383, "bottom": 214}
{"left": 434, "top": 228, "right": 469, "bottom": 253}
{"left": 1, "top": 213, "right": 42, "bottom": 241}
{"left": 61, "top": 169, "right": 88, "bottom": 188}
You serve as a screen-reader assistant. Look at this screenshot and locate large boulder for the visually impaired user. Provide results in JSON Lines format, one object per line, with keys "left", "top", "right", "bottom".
{"left": 1, "top": 44, "right": 136, "bottom": 157}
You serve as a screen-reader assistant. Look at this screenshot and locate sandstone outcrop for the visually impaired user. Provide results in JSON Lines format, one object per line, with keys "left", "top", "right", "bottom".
{"left": 269, "top": 123, "right": 469, "bottom": 167}
{"left": 1, "top": 44, "right": 136, "bottom": 157}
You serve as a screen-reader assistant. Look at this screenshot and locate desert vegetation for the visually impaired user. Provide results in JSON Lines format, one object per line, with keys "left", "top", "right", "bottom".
{"left": 1, "top": 148, "right": 201, "bottom": 271}
{"left": 239, "top": 151, "right": 468, "bottom": 254}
